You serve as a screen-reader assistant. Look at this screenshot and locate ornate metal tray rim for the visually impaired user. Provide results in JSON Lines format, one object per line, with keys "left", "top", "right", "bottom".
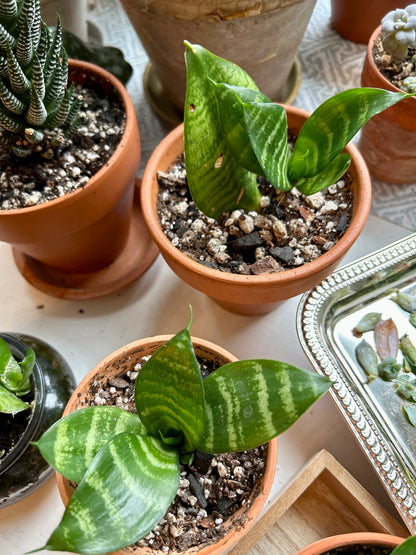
{"left": 296, "top": 232, "right": 416, "bottom": 533}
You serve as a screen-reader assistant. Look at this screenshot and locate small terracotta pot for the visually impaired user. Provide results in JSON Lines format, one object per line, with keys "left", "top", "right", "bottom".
{"left": 330, "top": 0, "right": 409, "bottom": 44}
{"left": 296, "top": 532, "right": 405, "bottom": 554}
{"left": 0, "top": 59, "right": 141, "bottom": 274}
{"left": 57, "top": 335, "right": 278, "bottom": 555}
{"left": 140, "top": 106, "right": 371, "bottom": 315}
{"left": 360, "top": 26, "right": 416, "bottom": 184}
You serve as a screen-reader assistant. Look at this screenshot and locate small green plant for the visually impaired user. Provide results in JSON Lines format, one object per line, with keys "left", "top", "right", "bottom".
{"left": 402, "top": 75, "right": 416, "bottom": 93}
{"left": 0, "top": 0, "right": 81, "bottom": 156}
{"left": 381, "top": 4, "right": 416, "bottom": 62}
{"left": 0, "top": 335, "right": 35, "bottom": 414}
{"left": 34, "top": 316, "right": 331, "bottom": 554}
{"left": 184, "top": 42, "right": 414, "bottom": 219}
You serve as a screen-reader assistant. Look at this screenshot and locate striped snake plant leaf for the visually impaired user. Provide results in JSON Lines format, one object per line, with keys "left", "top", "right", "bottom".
{"left": 34, "top": 406, "right": 146, "bottom": 483}
{"left": 213, "top": 81, "right": 270, "bottom": 176}
{"left": 197, "top": 360, "right": 332, "bottom": 453}
{"left": 41, "top": 432, "right": 180, "bottom": 554}
{"left": 288, "top": 87, "right": 412, "bottom": 181}
{"left": 184, "top": 41, "right": 261, "bottom": 218}
{"left": 242, "top": 101, "right": 292, "bottom": 192}
{"left": 295, "top": 152, "right": 351, "bottom": 195}
{"left": 0, "top": 382, "right": 29, "bottom": 413}
{"left": 135, "top": 325, "right": 205, "bottom": 455}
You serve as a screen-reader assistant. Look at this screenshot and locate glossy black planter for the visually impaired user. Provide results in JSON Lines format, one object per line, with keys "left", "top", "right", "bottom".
{"left": 0, "top": 333, "right": 76, "bottom": 507}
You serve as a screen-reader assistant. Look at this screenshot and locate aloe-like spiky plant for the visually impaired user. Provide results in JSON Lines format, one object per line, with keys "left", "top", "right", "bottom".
{"left": 184, "top": 42, "right": 415, "bottom": 219}
{"left": 0, "top": 335, "right": 35, "bottom": 414}
{"left": 0, "top": 0, "right": 80, "bottom": 156}
{"left": 34, "top": 316, "right": 331, "bottom": 554}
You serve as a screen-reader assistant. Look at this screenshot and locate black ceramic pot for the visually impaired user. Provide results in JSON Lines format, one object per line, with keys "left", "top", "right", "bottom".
{"left": 0, "top": 333, "right": 76, "bottom": 507}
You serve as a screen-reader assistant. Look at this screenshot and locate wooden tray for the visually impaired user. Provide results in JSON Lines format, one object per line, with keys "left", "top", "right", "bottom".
{"left": 229, "top": 450, "right": 408, "bottom": 555}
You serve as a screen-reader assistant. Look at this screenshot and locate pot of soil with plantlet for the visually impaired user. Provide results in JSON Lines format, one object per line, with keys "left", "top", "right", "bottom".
{"left": 33, "top": 312, "right": 331, "bottom": 554}
{"left": 360, "top": 5, "right": 416, "bottom": 184}
{"left": 0, "top": 332, "right": 75, "bottom": 507}
{"left": 141, "top": 43, "right": 412, "bottom": 315}
{"left": 0, "top": 0, "right": 158, "bottom": 299}
{"left": 296, "top": 532, "right": 414, "bottom": 554}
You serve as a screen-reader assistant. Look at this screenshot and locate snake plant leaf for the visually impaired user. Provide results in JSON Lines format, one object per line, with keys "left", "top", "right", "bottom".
{"left": 184, "top": 41, "right": 262, "bottom": 218}
{"left": 288, "top": 88, "right": 412, "bottom": 180}
{"left": 0, "top": 383, "right": 29, "bottom": 414}
{"left": 198, "top": 360, "right": 332, "bottom": 453}
{"left": 135, "top": 325, "right": 205, "bottom": 454}
{"left": 34, "top": 406, "right": 147, "bottom": 483}
{"left": 242, "top": 101, "right": 292, "bottom": 191}
{"left": 213, "top": 82, "right": 271, "bottom": 176}
{"left": 41, "top": 432, "right": 180, "bottom": 554}
{"left": 295, "top": 152, "right": 351, "bottom": 195}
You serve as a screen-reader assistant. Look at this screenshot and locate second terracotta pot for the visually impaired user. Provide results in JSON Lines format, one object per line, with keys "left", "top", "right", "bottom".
{"left": 296, "top": 531, "right": 405, "bottom": 554}
{"left": 140, "top": 106, "right": 371, "bottom": 315}
{"left": 57, "top": 335, "right": 278, "bottom": 555}
{"left": 360, "top": 26, "right": 416, "bottom": 185}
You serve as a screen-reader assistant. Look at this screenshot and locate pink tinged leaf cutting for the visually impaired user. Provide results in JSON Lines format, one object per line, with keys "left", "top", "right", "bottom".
{"left": 374, "top": 318, "right": 399, "bottom": 361}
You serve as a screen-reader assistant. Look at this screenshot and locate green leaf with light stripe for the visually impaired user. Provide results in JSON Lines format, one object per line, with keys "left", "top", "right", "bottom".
{"left": 41, "top": 432, "right": 180, "bottom": 554}
{"left": 288, "top": 87, "right": 411, "bottom": 180}
{"left": 242, "top": 101, "right": 292, "bottom": 191}
{"left": 0, "top": 382, "right": 29, "bottom": 414}
{"left": 135, "top": 325, "right": 205, "bottom": 454}
{"left": 34, "top": 406, "right": 146, "bottom": 483}
{"left": 296, "top": 152, "right": 351, "bottom": 195}
{"left": 184, "top": 41, "right": 261, "bottom": 218}
{"left": 198, "top": 360, "right": 332, "bottom": 453}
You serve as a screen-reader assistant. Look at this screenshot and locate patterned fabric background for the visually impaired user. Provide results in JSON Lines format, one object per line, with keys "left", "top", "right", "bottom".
{"left": 88, "top": 0, "right": 416, "bottom": 232}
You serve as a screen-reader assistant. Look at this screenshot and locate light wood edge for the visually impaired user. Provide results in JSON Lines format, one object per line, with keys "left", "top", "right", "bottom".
{"left": 228, "top": 449, "right": 408, "bottom": 555}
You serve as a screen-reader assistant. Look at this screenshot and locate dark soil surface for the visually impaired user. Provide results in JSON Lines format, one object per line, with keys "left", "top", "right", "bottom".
{"left": 83, "top": 354, "right": 268, "bottom": 553}
{"left": 0, "top": 85, "right": 125, "bottom": 210}
{"left": 157, "top": 155, "right": 353, "bottom": 276}
{"left": 322, "top": 545, "right": 393, "bottom": 554}
{"left": 373, "top": 35, "right": 416, "bottom": 89}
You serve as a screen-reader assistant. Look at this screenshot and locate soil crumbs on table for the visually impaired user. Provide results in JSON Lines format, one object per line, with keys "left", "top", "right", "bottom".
{"left": 373, "top": 36, "right": 416, "bottom": 89}
{"left": 157, "top": 155, "right": 353, "bottom": 276}
{"left": 86, "top": 355, "right": 268, "bottom": 553}
{"left": 0, "top": 85, "right": 125, "bottom": 210}
{"left": 323, "top": 545, "right": 392, "bottom": 554}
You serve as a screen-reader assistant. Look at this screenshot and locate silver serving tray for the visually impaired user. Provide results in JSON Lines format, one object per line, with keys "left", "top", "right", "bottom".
{"left": 297, "top": 233, "right": 416, "bottom": 532}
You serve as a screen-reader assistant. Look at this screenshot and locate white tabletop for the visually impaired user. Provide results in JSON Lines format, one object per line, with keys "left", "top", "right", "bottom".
{"left": 1, "top": 1, "right": 415, "bottom": 553}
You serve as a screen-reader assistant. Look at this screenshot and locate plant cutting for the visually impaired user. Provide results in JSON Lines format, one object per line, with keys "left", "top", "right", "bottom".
{"left": 296, "top": 531, "right": 416, "bottom": 554}
{"left": 33, "top": 313, "right": 332, "bottom": 554}
{"left": 0, "top": 0, "right": 157, "bottom": 299}
{"left": 360, "top": 3, "right": 416, "bottom": 184}
{"left": 141, "top": 42, "right": 412, "bottom": 315}
{"left": 0, "top": 332, "right": 75, "bottom": 507}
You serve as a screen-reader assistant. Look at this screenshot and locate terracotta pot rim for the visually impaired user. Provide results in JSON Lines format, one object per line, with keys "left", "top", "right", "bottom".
{"left": 142, "top": 108, "right": 371, "bottom": 287}
{"left": 296, "top": 531, "right": 405, "bottom": 554}
{"left": 58, "top": 334, "right": 278, "bottom": 555}
{"left": 0, "top": 59, "right": 136, "bottom": 216}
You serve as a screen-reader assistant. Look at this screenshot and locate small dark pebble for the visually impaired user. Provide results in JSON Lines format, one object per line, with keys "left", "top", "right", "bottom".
{"left": 187, "top": 472, "right": 208, "bottom": 508}
{"left": 271, "top": 245, "right": 295, "bottom": 264}
{"left": 228, "top": 231, "right": 263, "bottom": 251}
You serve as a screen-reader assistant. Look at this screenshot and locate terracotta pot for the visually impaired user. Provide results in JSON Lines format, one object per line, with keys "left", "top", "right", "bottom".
{"left": 57, "top": 335, "right": 278, "bottom": 555}
{"left": 140, "top": 106, "right": 372, "bottom": 315}
{"left": 0, "top": 59, "right": 141, "bottom": 274}
{"left": 330, "top": 0, "right": 409, "bottom": 44}
{"left": 0, "top": 333, "right": 75, "bottom": 507}
{"left": 296, "top": 532, "right": 405, "bottom": 554}
{"left": 120, "top": 0, "right": 316, "bottom": 111}
{"left": 360, "top": 26, "right": 416, "bottom": 184}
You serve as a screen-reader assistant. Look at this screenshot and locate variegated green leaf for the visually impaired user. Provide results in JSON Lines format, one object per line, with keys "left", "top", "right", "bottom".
{"left": 42, "top": 432, "right": 180, "bottom": 554}
{"left": 213, "top": 82, "right": 270, "bottom": 176}
{"left": 7, "top": 45, "right": 30, "bottom": 93}
{"left": 198, "top": 360, "right": 332, "bottom": 453}
{"left": 184, "top": 41, "right": 261, "bottom": 218}
{"left": 289, "top": 88, "right": 412, "bottom": 180}
{"left": 0, "top": 76, "right": 25, "bottom": 113}
{"left": 26, "top": 82, "right": 46, "bottom": 125}
{"left": 0, "top": 0, "right": 18, "bottom": 20}
{"left": 0, "top": 104, "right": 24, "bottom": 131}
{"left": 0, "top": 383, "right": 29, "bottom": 414}
{"left": 0, "top": 21, "right": 16, "bottom": 51}
{"left": 135, "top": 325, "right": 205, "bottom": 454}
{"left": 296, "top": 152, "right": 351, "bottom": 195}
{"left": 16, "top": 17, "right": 32, "bottom": 66}
{"left": 242, "top": 101, "right": 292, "bottom": 191}
{"left": 0, "top": 336, "right": 24, "bottom": 392}
{"left": 34, "top": 406, "right": 146, "bottom": 483}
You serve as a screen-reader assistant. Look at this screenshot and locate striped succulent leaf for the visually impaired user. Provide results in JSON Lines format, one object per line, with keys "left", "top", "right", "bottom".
{"left": 288, "top": 88, "right": 412, "bottom": 181}
{"left": 135, "top": 324, "right": 205, "bottom": 455}
{"left": 42, "top": 432, "right": 180, "bottom": 555}
{"left": 296, "top": 152, "right": 351, "bottom": 196}
{"left": 34, "top": 406, "right": 147, "bottom": 483}
{"left": 184, "top": 41, "right": 262, "bottom": 218}
{"left": 198, "top": 359, "right": 332, "bottom": 453}
{"left": 0, "top": 0, "right": 80, "bottom": 152}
